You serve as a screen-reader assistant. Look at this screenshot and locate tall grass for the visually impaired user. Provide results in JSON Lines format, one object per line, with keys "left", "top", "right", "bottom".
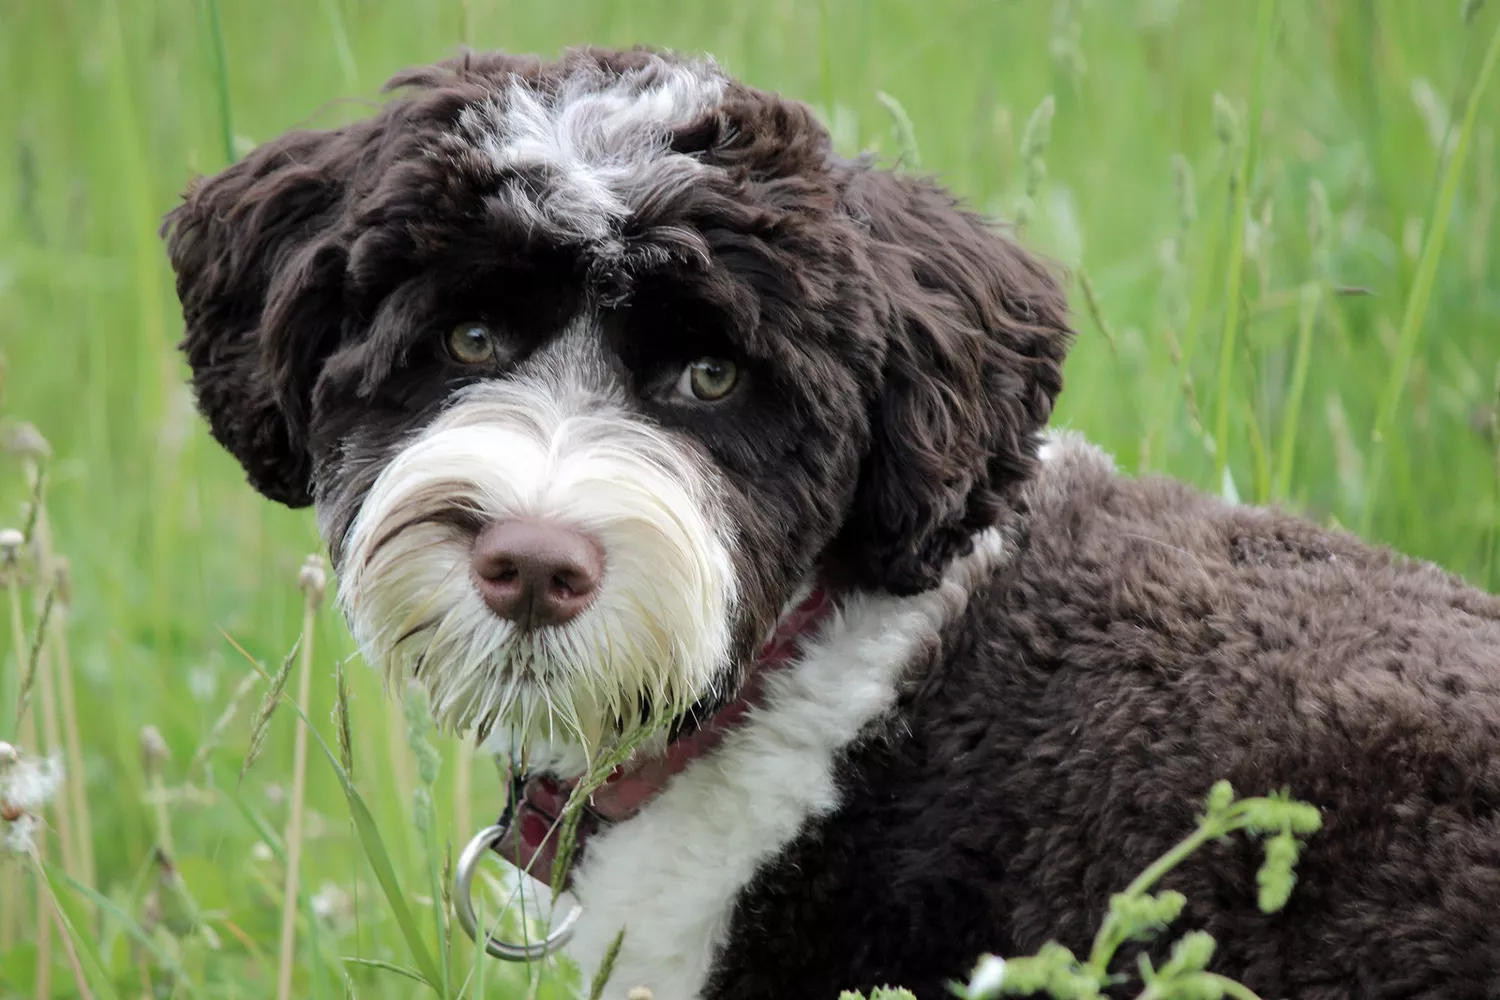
{"left": 1, "top": 2, "right": 1497, "bottom": 997}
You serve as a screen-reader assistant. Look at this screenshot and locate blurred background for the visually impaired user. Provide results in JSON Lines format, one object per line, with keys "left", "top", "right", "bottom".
{"left": 1, "top": 1, "right": 1497, "bottom": 997}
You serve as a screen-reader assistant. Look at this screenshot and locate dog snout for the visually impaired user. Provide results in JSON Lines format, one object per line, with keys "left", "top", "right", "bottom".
{"left": 470, "top": 520, "right": 604, "bottom": 628}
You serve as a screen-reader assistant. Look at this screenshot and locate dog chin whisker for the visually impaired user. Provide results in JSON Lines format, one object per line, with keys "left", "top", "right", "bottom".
{"left": 392, "top": 616, "right": 441, "bottom": 649}
{"left": 365, "top": 510, "right": 459, "bottom": 569}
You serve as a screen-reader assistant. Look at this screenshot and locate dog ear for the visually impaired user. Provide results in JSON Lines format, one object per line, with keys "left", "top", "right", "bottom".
{"left": 832, "top": 169, "right": 1074, "bottom": 595}
{"left": 162, "top": 124, "right": 369, "bottom": 507}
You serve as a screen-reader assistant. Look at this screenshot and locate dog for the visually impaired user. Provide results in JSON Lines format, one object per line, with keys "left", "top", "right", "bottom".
{"left": 163, "top": 47, "right": 1500, "bottom": 999}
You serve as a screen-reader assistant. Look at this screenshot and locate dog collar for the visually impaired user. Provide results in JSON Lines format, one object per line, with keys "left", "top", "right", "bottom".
{"left": 491, "top": 586, "right": 838, "bottom": 892}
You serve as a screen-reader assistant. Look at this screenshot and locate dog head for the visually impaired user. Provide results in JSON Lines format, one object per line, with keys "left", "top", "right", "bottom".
{"left": 164, "top": 47, "right": 1072, "bottom": 765}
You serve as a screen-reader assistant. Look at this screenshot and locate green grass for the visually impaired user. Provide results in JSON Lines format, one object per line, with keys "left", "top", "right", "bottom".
{"left": 1, "top": 1, "right": 1498, "bottom": 997}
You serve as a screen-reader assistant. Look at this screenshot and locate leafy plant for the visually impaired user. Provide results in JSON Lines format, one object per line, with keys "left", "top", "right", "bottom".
{"left": 848, "top": 783, "right": 1321, "bottom": 1000}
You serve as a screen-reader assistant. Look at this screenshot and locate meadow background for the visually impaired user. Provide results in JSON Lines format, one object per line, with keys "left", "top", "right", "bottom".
{"left": 1, "top": 1, "right": 1498, "bottom": 997}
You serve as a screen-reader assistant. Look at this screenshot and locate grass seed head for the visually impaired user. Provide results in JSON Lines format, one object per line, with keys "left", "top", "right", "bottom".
{"left": 242, "top": 639, "right": 300, "bottom": 782}
{"left": 1171, "top": 153, "right": 1198, "bottom": 231}
{"left": 298, "top": 554, "right": 328, "bottom": 609}
{"left": 1212, "top": 92, "right": 1241, "bottom": 150}
{"left": 190, "top": 669, "right": 260, "bottom": 776}
{"left": 402, "top": 680, "right": 441, "bottom": 788}
{"left": 1020, "top": 94, "right": 1056, "bottom": 163}
{"left": 51, "top": 556, "right": 71, "bottom": 607}
{"left": 333, "top": 658, "right": 354, "bottom": 779}
{"left": 141, "top": 725, "right": 171, "bottom": 775}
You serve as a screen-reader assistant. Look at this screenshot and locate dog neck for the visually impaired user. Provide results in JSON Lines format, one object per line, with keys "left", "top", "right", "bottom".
{"left": 493, "top": 585, "right": 840, "bottom": 888}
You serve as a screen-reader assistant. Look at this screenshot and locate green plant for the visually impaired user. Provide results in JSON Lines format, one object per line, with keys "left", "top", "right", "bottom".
{"left": 942, "top": 783, "right": 1321, "bottom": 1000}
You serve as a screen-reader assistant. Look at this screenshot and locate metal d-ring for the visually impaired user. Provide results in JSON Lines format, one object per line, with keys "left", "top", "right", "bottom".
{"left": 454, "top": 820, "right": 584, "bottom": 961}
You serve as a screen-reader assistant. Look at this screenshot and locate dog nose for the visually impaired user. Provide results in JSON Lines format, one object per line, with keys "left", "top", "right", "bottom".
{"left": 470, "top": 520, "right": 604, "bottom": 628}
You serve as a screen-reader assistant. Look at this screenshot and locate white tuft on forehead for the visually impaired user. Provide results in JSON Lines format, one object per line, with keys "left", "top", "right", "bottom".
{"left": 453, "top": 56, "right": 726, "bottom": 247}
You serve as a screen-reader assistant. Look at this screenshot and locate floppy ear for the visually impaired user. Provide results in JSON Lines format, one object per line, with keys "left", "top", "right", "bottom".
{"left": 162, "top": 124, "right": 369, "bottom": 507}
{"left": 832, "top": 169, "right": 1074, "bottom": 595}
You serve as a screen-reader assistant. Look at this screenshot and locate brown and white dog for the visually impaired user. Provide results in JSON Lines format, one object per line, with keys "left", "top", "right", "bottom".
{"left": 164, "top": 47, "right": 1500, "bottom": 1000}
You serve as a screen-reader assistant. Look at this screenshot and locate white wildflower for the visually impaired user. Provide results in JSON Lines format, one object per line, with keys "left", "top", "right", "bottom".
{"left": 310, "top": 881, "right": 351, "bottom": 923}
{"left": 2, "top": 812, "right": 42, "bottom": 855}
{"left": 0, "top": 528, "right": 23, "bottom": 561}
{"left": 1, "top": 744, "right": 64, "bottom": 856}
{"left": 965, "top": 954, "right": 1006, "bottom": 998}
{"left": 1, "top": 750, "right": 63, "bottom": 812}
{"left": 188, "top": 665, "right": 219, "bottom": 703}
{"left": 250, "top": 841, "right": 274, "bottom": 863}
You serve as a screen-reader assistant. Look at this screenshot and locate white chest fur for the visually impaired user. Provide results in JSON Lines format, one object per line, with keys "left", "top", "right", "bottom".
{"left": 564, "top": 528, "right": 1008, "bottom": 1000}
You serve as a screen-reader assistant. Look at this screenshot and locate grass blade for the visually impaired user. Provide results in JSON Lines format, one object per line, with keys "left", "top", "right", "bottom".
{"left": 1485, "top": 363, "right": 1500, "bottom": 591}
{"left": 198, "top": 0, "right": 235, "bottom": 164}
{"left": 1077, "top": 270, "right": 1121, "bottom": 357}
{"left": 221, "top": 631, "right": 446, "bottom": 992}
{"left": 403, "top": 682, "right": 451, "bottom": 997}
{"left": 1364, "top": 11, "right": 1500, "bottom": 532}
{"left": 277, "top": 558, "right": 328, "bottom": 1000}
{"left": 225, "top": 777, "right": 285, "bottom": 861}
{"left": 1212, "top": 0, "right": 1278, "bottom": 487}
{"left": 875, "top": 91, "right": 920, "bottom": 167}
{"left": 318, "top": 0, "right": 360, "bottom": 91}
{"left": 50, "top": 864, "right": 202, "bottom": 998}
{"left": 1273, "top": 284, "right": 1322, "bottom": 501}
{"left": 13, "top": 581, "right": 56, "bottom": 729}
{"left": 34, "top": 859, "right": 123, "bottom": 1000}
{"left": 343, "top": 770, "right": 447, "bottom": 994}
{"left": 342, "top": 957, "right": 436, "bottom": 988}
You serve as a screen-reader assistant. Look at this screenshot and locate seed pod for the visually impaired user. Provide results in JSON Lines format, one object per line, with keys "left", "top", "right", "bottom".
{"left": 298, "top": 555, "right": 328, "bottom": 609}
{"left": 1212, "top": 92, "right": 1241, "bottom": 150}
{"left": 141, "top": 725, "right": 171, "bottom": 776}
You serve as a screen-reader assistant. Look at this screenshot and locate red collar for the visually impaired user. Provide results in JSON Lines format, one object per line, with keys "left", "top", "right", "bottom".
{"left": 494, "top": 586, "right": 837, "bottom": 888}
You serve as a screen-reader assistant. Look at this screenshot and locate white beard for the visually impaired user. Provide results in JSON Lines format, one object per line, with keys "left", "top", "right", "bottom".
{"left": 335, "top": 343, "right": 739, "bottom": 764}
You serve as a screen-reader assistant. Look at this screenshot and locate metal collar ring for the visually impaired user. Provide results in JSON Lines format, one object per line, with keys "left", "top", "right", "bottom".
{"left": 453, "top": 821, "right": 583, "bottom": 961}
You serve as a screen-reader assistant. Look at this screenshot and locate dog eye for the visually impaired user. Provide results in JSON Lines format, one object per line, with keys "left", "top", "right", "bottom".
{"left": 674, "top": 358, "right": 739, "bottom": 402}
{"left": 446, "top": 322, "right": 496, "bottom": 365}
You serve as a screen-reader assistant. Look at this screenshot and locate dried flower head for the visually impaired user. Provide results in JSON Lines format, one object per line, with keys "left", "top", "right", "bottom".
{"left": 141, "top": 725, "right": 171, "bottom": 774}
{"left": 0, "top": 528, "right": 23, "bottom": 565}
{"left": 2, "top": 812, "right": 41, "bottom": 855}
{"left": 311, "top": 881, "right": 353, "bottom": 925}
{"left": 1, "top": 421, "right": 51, "bottom": 462}
{"left": 0, "top": 744, "right": 63, "bottom": 856}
